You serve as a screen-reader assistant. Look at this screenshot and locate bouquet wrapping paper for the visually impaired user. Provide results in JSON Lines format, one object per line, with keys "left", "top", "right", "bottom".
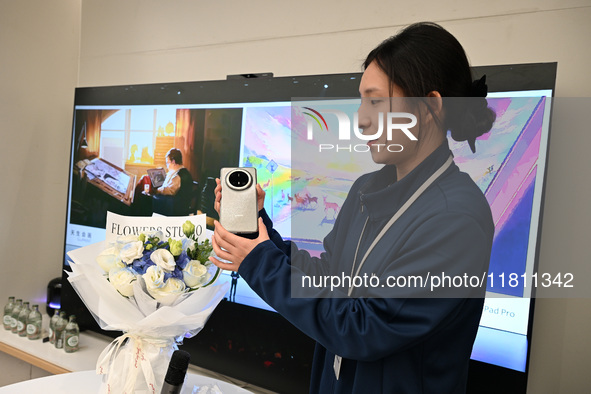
{"left": 67, "top": 213, "right": 229, "bottom": 394}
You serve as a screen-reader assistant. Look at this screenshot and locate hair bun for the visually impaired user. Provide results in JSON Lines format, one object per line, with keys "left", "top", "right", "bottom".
{"left": 471, "top": 75, "right": 488, "bottom": 98}
{"left": 447, "top": 94, "right": 496, "bottom": 153}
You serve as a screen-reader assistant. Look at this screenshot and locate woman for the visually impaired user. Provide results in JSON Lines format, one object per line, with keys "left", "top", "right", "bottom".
{"left": 210, "top": 22, "right": 495, "bottom": 393}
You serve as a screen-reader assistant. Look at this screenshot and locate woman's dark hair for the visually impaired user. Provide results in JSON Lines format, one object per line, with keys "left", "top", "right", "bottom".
{"left": 363, "top": 22, "right": 495, "bottom": 152}
{"left": 166, "top": 148, "right": 183, "bottom": 165}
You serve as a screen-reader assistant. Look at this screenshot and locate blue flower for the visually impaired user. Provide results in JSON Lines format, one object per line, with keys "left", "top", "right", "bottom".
{"left": 132, "top": 252, "right": 156, "bottom": 275}
{"left": 176, "top": 251, "right": 191, "bottom": 270}
{"left": 164, "top": 266, "right": 183, "bottom": 281}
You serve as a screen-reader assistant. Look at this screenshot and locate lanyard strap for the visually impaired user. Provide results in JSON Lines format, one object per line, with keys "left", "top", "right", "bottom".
{"left": 347, "top": 155, "right": 454, "bottom": 296}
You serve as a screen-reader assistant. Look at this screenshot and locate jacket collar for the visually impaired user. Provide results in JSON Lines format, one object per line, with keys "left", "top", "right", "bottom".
{"left": 358, "top": 140, "right": 454, "bottom": 221}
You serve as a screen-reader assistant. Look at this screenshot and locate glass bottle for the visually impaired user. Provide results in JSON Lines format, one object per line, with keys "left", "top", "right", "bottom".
{"left": 3, "top": 296, "right": 15, "bottom": 330}
{"left": 10, "top": 299, "right": 23, "bottom": 334}
{"left": 26, "top": 304, "right": 42, "bottom": 340}
{"left": 49, "top": 309, "right": 60, "bottom": 344}
{"left": 64, "top": 315, "right": 80, "bottom": 353}
{"left": 54, "top": 311, "right": 68, "bottom": 349}
{"left": 17, "top": 302, "right": 31, "bottom": 337}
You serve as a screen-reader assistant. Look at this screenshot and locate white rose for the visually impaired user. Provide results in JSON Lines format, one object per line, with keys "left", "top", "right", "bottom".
{"left": 144, "top": 267, "right": 185, "bottom": 305}
{"left": 161, "top": 278, "right": 186, "bottom": 296}
{"left": 109, "top": 267, "right": 137, "bottom": 297}
{"left": 143, "top": 265, "right": 166, "bottom": 291}
{"left": 119, "top": 241, "right": 144, "bottom": 264}
{"left": 150, "top": 249, "right": 176, "bottom": 272}
{"left": 96, "top": 247, "right": 125, "bottom": 273}
{"left": 183, "top": 260, "right": 209, "bottom": 288}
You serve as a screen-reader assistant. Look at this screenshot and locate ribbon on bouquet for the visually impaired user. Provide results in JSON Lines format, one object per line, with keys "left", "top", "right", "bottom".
{"left": 97, "top": 332, "right": 176, "bottom": 394}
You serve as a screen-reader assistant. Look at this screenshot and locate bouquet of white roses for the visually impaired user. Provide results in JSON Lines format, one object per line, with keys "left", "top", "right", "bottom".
{"left": 96, "top": 219, "right": 220, "bottom": 305}
{"left": 67, "top": 212, "right": 229, "bottom": 394}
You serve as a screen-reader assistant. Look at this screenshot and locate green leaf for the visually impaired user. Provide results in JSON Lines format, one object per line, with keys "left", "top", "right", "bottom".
{"left": 202, "top": 267, "right": 222, "bottom": 288}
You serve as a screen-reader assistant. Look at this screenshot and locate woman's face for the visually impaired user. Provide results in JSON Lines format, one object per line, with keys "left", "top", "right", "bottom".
{"left": 358, "top": 61, "right": 420, "bottom": 166}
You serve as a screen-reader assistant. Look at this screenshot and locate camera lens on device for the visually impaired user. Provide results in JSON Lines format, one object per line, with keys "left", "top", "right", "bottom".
{"left": 228, "top": 170, "right": 251, "bottom": 190}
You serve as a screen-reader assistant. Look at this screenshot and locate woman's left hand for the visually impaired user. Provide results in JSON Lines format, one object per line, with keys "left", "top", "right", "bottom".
{"left": 209, "top": 217, "right": 270, "bottom": 272}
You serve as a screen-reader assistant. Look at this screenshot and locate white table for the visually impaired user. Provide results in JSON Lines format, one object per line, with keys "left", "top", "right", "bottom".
{"left": 0, "top": 370, "right": 251, "bottom": 393}
{"left": 0, "top": 327, "right": 271, "bottom": 393}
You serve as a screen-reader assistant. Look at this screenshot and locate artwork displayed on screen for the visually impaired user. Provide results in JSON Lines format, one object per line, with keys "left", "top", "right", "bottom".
{"left": 62, "top": 63, "right": 556, "bottom": 393}
{"left": 240, "top": 105, "right": 293, "bottom": 237}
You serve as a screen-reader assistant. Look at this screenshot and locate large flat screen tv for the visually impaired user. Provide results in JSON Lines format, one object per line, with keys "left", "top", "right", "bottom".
{"left": 61, "top": 62, "right": 556, "bottom": 393}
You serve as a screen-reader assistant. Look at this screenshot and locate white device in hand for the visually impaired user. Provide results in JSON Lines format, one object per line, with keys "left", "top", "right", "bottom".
{"left": 219, "top": 167, "right": 258, "bottom": 235}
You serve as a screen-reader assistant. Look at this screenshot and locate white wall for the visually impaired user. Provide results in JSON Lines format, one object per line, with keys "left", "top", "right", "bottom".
{"left": 1, "top": 0, "right": 589, "bottom": 392}
{"left": 0, "top": 1, "right": 80, "bottom": 317}
{"left": 0, "top": 0, "right": 80, "bottom": 384}
{"left": 77, "top": 0, "right": 591, "bottom": 96}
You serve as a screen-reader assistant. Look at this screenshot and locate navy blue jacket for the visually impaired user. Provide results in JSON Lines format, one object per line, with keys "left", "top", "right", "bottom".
{"left": 238, "top": 141, "right": 494, "bottom": 393}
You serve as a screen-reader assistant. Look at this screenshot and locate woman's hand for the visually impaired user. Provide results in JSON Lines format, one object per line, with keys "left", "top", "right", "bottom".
{"left": 209, "top": 217, "right": 270, "bottom": 272}
{"left": 214, "top": 178, "right": 266, "bottom": 215}
{"left": 255, "top": 183, "right": 266, "bottom": 211}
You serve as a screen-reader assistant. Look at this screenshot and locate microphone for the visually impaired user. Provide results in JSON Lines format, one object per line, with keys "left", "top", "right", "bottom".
{"left": 160, "top": 350, "right": 191, "bottom": 394}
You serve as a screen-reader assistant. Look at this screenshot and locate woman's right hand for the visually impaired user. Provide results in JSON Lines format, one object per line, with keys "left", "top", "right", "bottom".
{"left": 214, "top": 178, "right": 266, "bottom": 215}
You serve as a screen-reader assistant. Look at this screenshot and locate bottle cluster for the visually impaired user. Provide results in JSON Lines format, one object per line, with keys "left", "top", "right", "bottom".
{"left": 49, "top": 308, "right": 79, "bottom": 353}
{"left": 3, "top": 296, "right": 79, "bottom": 353}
